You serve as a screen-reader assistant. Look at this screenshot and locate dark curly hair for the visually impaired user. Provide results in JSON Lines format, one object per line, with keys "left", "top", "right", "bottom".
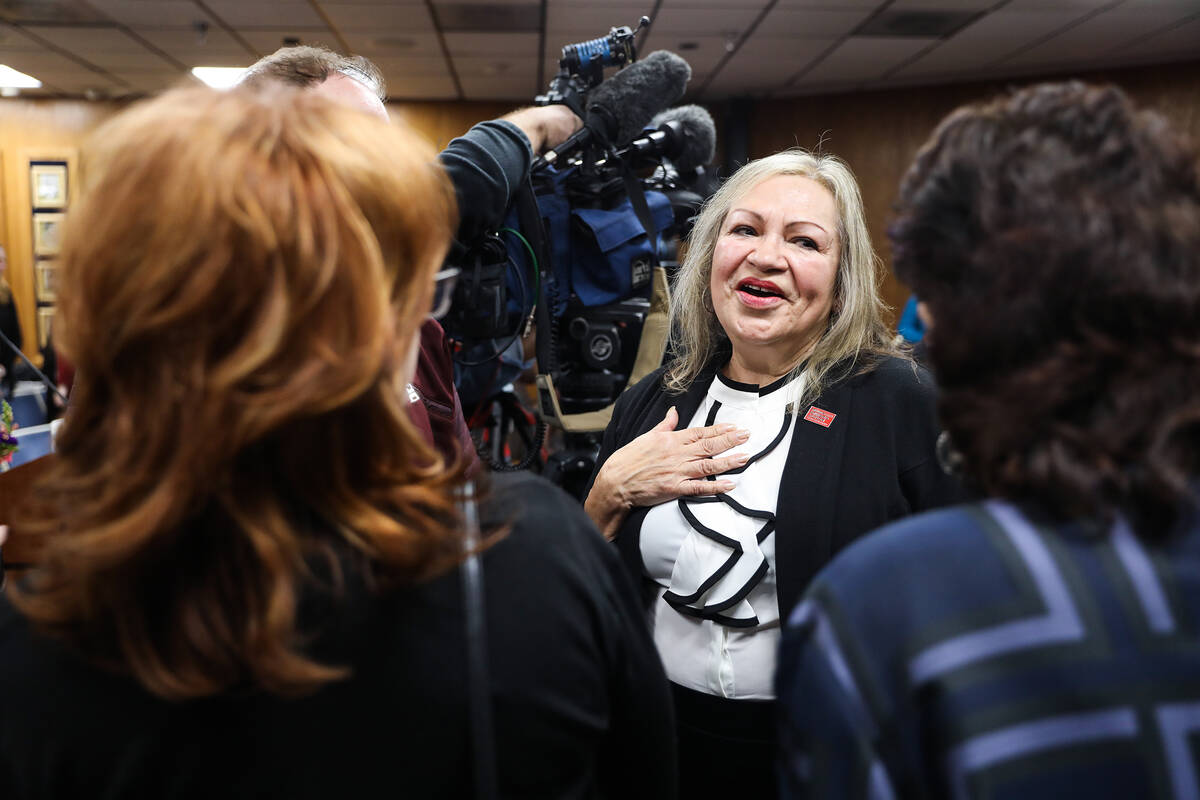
{"left": 890, "top": 81, "right": 1200, "bottom": 537}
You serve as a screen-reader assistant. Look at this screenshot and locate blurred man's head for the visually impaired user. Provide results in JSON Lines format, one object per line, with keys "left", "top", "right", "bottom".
{"left": 241, "top": 45, "right": 387, "bottom": 121}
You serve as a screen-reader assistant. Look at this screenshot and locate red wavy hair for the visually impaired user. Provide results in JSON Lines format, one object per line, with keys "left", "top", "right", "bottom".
{"left": 13, "top": 86, "right": 461, "bottom": 699}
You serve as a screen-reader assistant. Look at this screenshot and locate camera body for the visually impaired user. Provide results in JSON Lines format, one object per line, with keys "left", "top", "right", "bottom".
{"left": 443, "top": 21, "right": 711, "bottom": 482}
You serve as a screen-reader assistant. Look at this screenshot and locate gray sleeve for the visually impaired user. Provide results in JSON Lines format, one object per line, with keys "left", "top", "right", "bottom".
{"left": 438, "top": 119, "right": 533, "bottom": 260}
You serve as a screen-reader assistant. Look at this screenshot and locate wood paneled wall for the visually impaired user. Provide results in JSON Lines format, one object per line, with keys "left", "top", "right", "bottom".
{"left": 0, "top": 99, "right": 119, "bottom": 366}
{"left": 747, "top": 60, "right": 1200, "bottom": 322}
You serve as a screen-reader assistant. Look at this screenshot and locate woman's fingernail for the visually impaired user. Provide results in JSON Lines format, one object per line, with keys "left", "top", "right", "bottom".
{"left": 737, "top": 429, "right": 751, "bottom": 440}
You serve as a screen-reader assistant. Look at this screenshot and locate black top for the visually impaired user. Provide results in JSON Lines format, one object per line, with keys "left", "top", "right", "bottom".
{"left": 0, "top": 293, "right": 20, "bottom": 374}
{"left": 587, "top": 355, "right": 967, "bottom": 621}
{"left": 0, "top": 472, "right": 676, "bottom": 799}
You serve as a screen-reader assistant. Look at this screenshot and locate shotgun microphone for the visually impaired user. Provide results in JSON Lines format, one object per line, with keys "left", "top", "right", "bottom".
{"left": 534, "top": 51, "right": 692, "bottom": 170}
{"left": 616, "top": 104, "right": 717, "bottom": 172}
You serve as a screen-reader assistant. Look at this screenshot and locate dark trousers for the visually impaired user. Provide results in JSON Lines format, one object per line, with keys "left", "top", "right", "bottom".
{"left": 672, "top": 682, "right": 778, "bottom": 798}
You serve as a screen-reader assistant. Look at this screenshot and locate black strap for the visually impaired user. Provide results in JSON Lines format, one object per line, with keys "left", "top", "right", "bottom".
{"left": 459, "top": 481, "right": 497, "bottom": 800}
{"left": 614, "top": 151, "right": 659, "bottom": 263}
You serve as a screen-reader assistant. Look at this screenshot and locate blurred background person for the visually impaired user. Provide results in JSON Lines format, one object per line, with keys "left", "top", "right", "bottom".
{"left": 240, "top": 45, "right": 580, "bottom": 477}
{"left": 0, "top": 245, "right": 20, "bottom": 400}
{"left": 778, "top": 81, "right": 1200, "bottom": 799}
{"left": 0, "top": 86, "right": 673, "bottom": 798}
{"left": 584, "top": 150, "right": 963, "bottom": 797}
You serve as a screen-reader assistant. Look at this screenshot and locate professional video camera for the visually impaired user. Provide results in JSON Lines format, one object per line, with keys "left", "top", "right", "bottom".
{"left": 442, "top": 20, "right": 717, "bottom": 487}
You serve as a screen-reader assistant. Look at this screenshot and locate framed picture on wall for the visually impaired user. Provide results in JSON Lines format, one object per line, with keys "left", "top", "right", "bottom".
{"left": 31, "top": 163, "right": 68, "bottom": 209}
{"left": 37, "top": 306, "right": 55, "bottom": 350}
{"left": 35, "top": 259, "right": 58, "bottom": 303}
{"left": 32, "top": 212, "right": 65, "bottom": 256}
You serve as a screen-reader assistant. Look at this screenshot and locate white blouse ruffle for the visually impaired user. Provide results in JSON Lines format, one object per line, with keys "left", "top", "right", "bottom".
{"left": 640, "top": 370, "right": 802, "bottom": 698}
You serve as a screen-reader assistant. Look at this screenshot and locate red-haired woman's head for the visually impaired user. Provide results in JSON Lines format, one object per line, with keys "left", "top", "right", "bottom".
{"left": 16, "top": 85, "right": 461, "bottom": 699}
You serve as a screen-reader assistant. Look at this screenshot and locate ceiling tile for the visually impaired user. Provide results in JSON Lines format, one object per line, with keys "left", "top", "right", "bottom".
{"left": 443, "top": 32, "right": 539, "bottom": 56}
{"left": 773, "top": 80, "right": 861, "bottom": 98}
{"left": 550, "top": 0, "right": 654, "bottom": 6}
{"left": 0, "top": 0, "right": 109, "bottom": 24}
{"left": 1120, "top": 0, "right": 1200, "bottom": 6}
{"left": 730, "top": 33, "right": 838, "bottom": 66}
{"left": 773, "top": 0, "right": 881, "bottom": 8}
{"left": 21, "top": 25, "right": 146, "bottom": 52}
{"left": 886, "top": 0, "right": 995, "bottom": 7}
{"left": 201, "top": 1, "right": 327, "bottom": 29}
{"left": 377, "top": 72, "right": 458, "bottom": 99}
{"left": 754, "top": 8, "right": 875, "bottom": 38}
{"left": 1004, "top": 0, "right": 1119, "bottom": 7}
{"left": 890, "top": 9, "right": 1089, "bottom": 78}
{"left": 451, "top": 55, "right": 538, "bottom": 77}
{"left": 799, "top": 36, "right": 938, "bottom": 83}
{"left": 14, "top": 25, "right": 183, "bottom": 70}
{"left": 111, "top": 70, "right": 194, "bottom": 93}
{"left": 657, "top": 0, "right": 769, "bottom": 7}
{"left": 650, "top": 7, "right": 757, "bottom": 37}
{"left": 234, "top": 29, "right": 340, "bottom": 55}
{"left": 85, "top": 0, "right": 215, "bottom": 27}
{"left": 0, "top": 22, "right": 45, "bottom": 51}
{"left": 342, "top": 31, "right": 444, "bottom": 57}
{"left": 636, "top": 36, "right": 731, "bottom": 76}
{"left": 705, "top": 35, "right": 839, "bottom": 94}
{"left": 323, "top": 4, "right": 435, "bottom": 30}
{"left": 0, "top": 50, "right": 95, "bottom": 78}
{"left": 1002, "top": 7, "right": 1198, "bottom": 69}
{"left": 130, "top": 25, "right": 250, "bottom": 57}
{"left": 365, "top": 55, "right": 452, "bottom": 77}
{"left": 14, "top": 68, "right": 123, "bottom": 91}
{"left": 704, "top": 65, "right": 784, "bottom": 96}
{"left": 547, "top": 5, "right": 647, "bottom": 35}
{"left": 90, "top": 50, "right": 191, "bottom": 70}
{"left": 459, "top": 72, "right": 540, "bottom": 101}
{"left": 1117, "top": 15, "right": 1200, "bottom": 59}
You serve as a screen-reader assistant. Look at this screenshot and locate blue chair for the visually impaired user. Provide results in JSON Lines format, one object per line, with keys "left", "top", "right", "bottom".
{"left": 8, "top": 382, "right": 47, "bottom": 430}
{"left": 8, "top": 422, "right": 55, "bottom": 468}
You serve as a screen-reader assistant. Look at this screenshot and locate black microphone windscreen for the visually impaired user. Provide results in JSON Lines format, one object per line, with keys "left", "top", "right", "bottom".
{"left": 650, "top": 104, "right": 716, "bottom": 172}
{"left": 586, "top": 50, "right": 691, "bottom": 145}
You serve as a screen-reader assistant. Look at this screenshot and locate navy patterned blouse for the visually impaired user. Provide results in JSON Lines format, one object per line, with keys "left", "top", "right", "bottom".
{"left": 777, "top": 499, "right": 1200, "bottom": 799}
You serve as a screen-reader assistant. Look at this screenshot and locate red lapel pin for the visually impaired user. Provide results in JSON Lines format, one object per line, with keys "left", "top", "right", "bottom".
{"left": 803, "top": 406, "right": 836, "bottom": 428}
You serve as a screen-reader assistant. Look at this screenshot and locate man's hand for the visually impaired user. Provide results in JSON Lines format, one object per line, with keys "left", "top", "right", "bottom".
{"left": 501, "top": 105, "right": 582, "bottom": 154}
{"left": 584, "top": 407, "right": 751, "bottom": 540}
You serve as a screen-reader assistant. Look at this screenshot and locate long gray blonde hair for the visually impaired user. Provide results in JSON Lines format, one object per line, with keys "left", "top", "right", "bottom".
{"left": 665, "top": 149, "right": 900, "bottom": 404}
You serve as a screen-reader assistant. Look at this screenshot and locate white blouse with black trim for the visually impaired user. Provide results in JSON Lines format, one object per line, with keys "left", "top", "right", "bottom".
{"left": 639, "top": 370, "right": 803, "bottom": 700}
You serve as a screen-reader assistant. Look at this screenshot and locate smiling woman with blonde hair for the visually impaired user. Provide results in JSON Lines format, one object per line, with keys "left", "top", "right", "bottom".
{"left": 0, "top": 86, "right": 673, "bottom": 799}
{"left": 584, "top": 148, "right": 963, "bottom": 796}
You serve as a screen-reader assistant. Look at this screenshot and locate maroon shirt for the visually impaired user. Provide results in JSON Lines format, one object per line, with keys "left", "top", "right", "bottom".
{"left": 409, "top": 319, "right": 481, "bottom": 476}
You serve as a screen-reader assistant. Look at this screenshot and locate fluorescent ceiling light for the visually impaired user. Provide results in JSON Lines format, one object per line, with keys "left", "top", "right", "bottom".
{"left": 191, "top": 67, "right": 247, "bottom": 89}
{"left": 0, "top": 65, "right": 42, "bottom": 89}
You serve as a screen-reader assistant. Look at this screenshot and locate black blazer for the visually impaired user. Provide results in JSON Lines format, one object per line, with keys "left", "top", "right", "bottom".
{"left": 587, "top": 355, "right": 965, "bottom": 621}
